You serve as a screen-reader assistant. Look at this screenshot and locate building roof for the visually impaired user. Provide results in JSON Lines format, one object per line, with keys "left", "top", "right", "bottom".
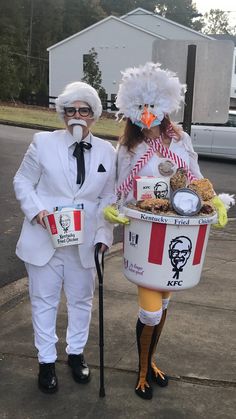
{"left": 210, "top": 34, "right": 236, "bottom": 46}
{"left": 47, "top": 7, "right": 215, "bottom": 52}
{"left": 47, "top": 14, "right": 165, "bottom": 51}
{"left": 121, "top": 7, "right": 213, "bottom": 40}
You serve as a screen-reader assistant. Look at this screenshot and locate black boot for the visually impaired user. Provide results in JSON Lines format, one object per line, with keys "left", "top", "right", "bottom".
{"left": 68, "top": 354, "right": 91, "bottom": 384}
{"left": 151, "top": 309, "right": 169, "bottom": 387}
{"left": 135, "top": 319, "right": 158, "bottom": 400}
{"left": 38, "top": 363, "right": 58, "bottom": 393}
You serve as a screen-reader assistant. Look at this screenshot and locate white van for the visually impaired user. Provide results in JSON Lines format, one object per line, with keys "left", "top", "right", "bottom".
{"left": 190, "top": 111, "right": 236, "bottom": 159}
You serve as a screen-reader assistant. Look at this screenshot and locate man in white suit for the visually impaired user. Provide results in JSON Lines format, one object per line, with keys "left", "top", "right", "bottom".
{"left": 13, "top": 81, "right": 116, "bottom": 393}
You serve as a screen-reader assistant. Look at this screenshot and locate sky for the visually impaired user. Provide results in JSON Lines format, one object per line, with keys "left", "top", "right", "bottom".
{"left": 194, "top": 0, "right": 236, "bottom": 26}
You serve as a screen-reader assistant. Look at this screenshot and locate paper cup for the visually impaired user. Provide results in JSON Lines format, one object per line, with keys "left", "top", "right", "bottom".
{"left": 44, "top": 209, "right": 84, "bottom": 249}
{"left": 123, "top": 206, "right": 217, "bottom": 291}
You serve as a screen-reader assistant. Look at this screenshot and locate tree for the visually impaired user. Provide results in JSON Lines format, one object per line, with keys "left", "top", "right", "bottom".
{"left": 0, "top": 0, "right": 220, "bottom": 103}
{"left": 28, "top": 0, "right": 64, "bottom": 93}
{"left": 0, "top": 0, "right": 28, "bottom": 100}
{"left": 100, "top": 0, "right": 204, "bottom": 31}
{"left": 154, "top": 0, "right": 204, "bottom": 31}
{"left": 100, "top": 0, "right": 146, "bottom": 16}
{"left": 62, "top": 0, "right": 106, "bottom": 38}
{"left": 203, "top": 9, "right": 235, "bottom": 35}
{"left": 82, "top": 47, "right": 106, "bottom": 103}
{"left": 0, "top": 0, "right": 65, "bottom": 99}
{"left": 0, "top": 46, "right": 21, "bottom": 100}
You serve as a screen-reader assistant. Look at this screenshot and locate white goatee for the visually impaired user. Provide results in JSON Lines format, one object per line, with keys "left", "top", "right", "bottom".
{"left": 67, "top": 118, "right": 88, "bottom": 142}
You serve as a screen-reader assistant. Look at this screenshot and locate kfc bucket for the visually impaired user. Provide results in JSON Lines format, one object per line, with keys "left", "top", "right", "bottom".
{"left": 44, "top": 207, "right": 84, "bottom": 249}
{"left": 123, "top": 206, "right": 217, "bottom": 291}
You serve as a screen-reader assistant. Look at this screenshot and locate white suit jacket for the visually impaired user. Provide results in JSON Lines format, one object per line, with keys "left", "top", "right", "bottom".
{"left": 14, "top": 129, "right": 116, "bottom": 268}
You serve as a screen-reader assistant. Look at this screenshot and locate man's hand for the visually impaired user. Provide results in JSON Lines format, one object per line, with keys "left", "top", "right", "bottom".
{"left": 36, "top": 210, "right": 49, "bottom": 229}
{"left": 99, "top": 243, "right": 108, "bottom": 253}
{"left": 103, "top": 205, "right": 130, "bottom": 225}
{"left": 212, "top": 196, "right": 228, "bottom": 228}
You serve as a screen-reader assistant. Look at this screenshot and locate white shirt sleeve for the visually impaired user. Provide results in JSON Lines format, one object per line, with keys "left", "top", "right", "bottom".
{"left": 13, "top": 134, "right": 46, "bottom": 223}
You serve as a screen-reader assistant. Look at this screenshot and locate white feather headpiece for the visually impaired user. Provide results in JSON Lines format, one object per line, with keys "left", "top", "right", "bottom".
{"left": 115, "top": 62, "right": 186, "bottom": 123}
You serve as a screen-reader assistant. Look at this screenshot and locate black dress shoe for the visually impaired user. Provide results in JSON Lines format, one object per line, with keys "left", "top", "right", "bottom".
{"left": 38, "top": 363, "right": 58, "bottom": 393}
{"left": 68, "top": 354, "right": 91, "bottom": 384}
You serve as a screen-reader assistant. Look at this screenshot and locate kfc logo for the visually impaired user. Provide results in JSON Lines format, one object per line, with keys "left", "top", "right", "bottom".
{"left": 168, "top": 236, "right": 192, "bottom": 279}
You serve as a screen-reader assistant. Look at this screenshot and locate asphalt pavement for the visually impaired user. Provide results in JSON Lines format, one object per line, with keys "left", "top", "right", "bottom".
{"left": 0, "top": 220, "right": 235, "bottom": 419}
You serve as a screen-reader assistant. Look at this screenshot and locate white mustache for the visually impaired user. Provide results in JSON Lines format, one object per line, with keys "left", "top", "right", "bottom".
{"left": 67, "top": 118, "right": 87, "bottom": 127}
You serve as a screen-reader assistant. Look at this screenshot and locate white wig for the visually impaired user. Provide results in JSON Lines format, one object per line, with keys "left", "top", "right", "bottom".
{"left": 55, "top": 81, "right": 102, "bottom": 121}
{"left": 115, "top": 62, "right": 186, "bottom": 122}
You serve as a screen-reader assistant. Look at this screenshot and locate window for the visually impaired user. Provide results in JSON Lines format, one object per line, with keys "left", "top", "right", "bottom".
{"left": 227, "top": 113, "right": 236, "bottom": 127}
{"left": 192, "top": 113, "right": 236, "bottom": 127}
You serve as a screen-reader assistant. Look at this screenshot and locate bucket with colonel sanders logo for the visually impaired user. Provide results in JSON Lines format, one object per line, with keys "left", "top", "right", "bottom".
{"left": 44, "top": 206, "right": 84, "bottom": 249}
{"left": 123, "top": 206, "right": 217, "bottom": 291}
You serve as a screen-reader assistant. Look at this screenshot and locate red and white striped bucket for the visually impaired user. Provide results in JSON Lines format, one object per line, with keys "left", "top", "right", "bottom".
{"left": 123, "top": 206, "right": 217, "bottom": 291}
{"left": 44, "top": 209, "right": 84, "bottom": 249}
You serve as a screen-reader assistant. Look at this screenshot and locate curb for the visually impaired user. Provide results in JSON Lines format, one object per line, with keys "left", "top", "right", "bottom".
{"left": 0, "top": 120, "right": 118, "bottom": 142}
{"left": 0, "top": 120, "right": 55, "bottom": 132}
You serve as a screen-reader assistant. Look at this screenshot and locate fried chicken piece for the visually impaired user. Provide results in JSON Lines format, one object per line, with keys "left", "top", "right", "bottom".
{"left": 200, "top": 202, "right": 215, "bottom": 214}
{"left": 137, "top": 198, "right": 169, "bottom": 213}
{"left": 188, "top": 178, "right": 215, "bottom": 201}
{"left": 152, "top": 199, "right": 169, "bottom": 213}
{"left": 170, "top": 168, "right": 188, "bottom": 191}
{"left": 138, "top": 198, "right": 156, "bottom": 211}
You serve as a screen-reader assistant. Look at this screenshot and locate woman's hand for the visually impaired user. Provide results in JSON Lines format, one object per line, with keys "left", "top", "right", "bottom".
{"left": 212, "top": 196, "right": 227, "bottom": 228}
{"left": 36, "top": 210, "right": 49, "bottom": 229}
{"left": 103, "top": 205, "right": 129, "bottom": 225}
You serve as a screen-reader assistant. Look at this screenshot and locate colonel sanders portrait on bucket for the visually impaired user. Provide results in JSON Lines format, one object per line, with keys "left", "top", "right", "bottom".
{"left": 59, "top": 214, "right": 71, "bottom": 233}
{"left": 168, "top": 236, "right": 192, "bottom": 279}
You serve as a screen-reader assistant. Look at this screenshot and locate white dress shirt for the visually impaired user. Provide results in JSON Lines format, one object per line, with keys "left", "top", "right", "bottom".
{"left": 66, "top": 131, "right": 92, "bottom": 193}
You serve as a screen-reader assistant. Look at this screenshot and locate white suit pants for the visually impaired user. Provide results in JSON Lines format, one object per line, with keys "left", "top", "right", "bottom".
{"left": 25, "top": 246, "right": 95, "bottom": 363}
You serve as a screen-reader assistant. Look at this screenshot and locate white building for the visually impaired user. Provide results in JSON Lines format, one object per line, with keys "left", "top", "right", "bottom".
{"left": 47, "top": 8, "right": 236, "bottom": 109}
{"left": 231, "top": 48, "right": 236, "bottom": 106}
{"left": 210, "top": 34, "right": 236, "bottom": 108}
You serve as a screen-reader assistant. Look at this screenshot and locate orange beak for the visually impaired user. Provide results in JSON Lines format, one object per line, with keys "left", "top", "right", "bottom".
{"left": 140, "top": 107, "right": 157, "bottom": 129}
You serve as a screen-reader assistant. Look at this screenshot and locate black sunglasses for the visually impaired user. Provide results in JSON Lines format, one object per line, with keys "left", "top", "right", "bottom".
{"left": 64, "top": 106, "right": 93, "bottom": 118}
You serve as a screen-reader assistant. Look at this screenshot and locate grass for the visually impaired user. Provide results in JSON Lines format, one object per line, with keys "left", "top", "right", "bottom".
{"left": 0, "top": 104, "right": 125, "bottom": 138}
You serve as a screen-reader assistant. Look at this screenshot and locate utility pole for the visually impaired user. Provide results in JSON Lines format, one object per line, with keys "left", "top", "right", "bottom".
{"left": 182, "top": 44, "right": 197, "bottom": 136}
{"left": 27, "top": 0, "right": 34, "bottom": 83}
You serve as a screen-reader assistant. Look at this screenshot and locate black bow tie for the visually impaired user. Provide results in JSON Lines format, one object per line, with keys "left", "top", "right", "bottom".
{"left": 73, "top": 141, "right": 92, "bottom": 186}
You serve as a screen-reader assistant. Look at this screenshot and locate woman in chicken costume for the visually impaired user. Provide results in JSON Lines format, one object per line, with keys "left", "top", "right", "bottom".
{"left": 104, "top": 62, "right": 233, "bottom": 400}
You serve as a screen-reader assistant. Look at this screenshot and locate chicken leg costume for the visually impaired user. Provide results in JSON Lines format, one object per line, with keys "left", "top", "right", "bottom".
{"left": 104, "top": 62, "right": 234, "bottom": 400}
